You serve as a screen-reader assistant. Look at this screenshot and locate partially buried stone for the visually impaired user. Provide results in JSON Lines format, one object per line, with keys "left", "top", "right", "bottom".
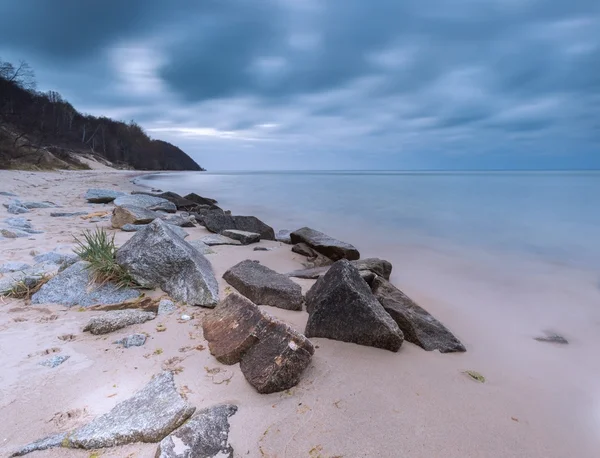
{"left": 85, "top": 188, "right": 125, "bottom": 203}
{"left": 33, "top": 251, "right": 78, "bottom": 268}
{"left": 121, "top": 223, "right": 148, "bottom": 232}
{"left": 50, "top": 211, "right": 87, "bottom": 217}
{"left": 39, "top": 355, "right": 70, "bottom": 368}
{"left": 201, "top": 234, "right": 241, "bottom": 246}
{"left": 253, "top": 247, "right": 272, "bottom": 251}
{"left": 20, "top": 201, "right": 59, "bottom": 209}
{"left": 83, "top": 309, "right": 156, "bottom": 335}
{"left": 1, "top": 228, "right": 39, "bottom": 238}
{"left": 0, "top": 191, "right": 17, "bottom": 196}
{"left": 7, "top": 203, "right": 29, "bottom": 214}
{"left": 275, "top": 229, "right": 292, "bottom": 244}
{"left": 4, "top": 217, "right": 33, "bottom": 231}
{"left": 114, "top": 333, "right": 147, "bottom": 348}
{"left": 114, "top": 194, "right": 177, "bottom": 213}
{"left": 221, "top": 229, "right": 261, "bottom": 245}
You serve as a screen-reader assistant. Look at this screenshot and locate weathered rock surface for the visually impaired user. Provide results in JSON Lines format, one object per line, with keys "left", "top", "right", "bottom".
{"left": 305, "top": 260, "right": 403, "bottom": 352}
{"left": 85, "top": 188, "right": 125, "bottom": 203}
{"left": 39, "top": 355, "right": 70, "bottom": 368}
{"left": 253, "top": 247, "right": 273, "bottom": 251}
{"left": 112, "top": 205, "right": 158, "bottom": 228}
{"left": 33, "top": 251, "right": 79, "bottom": 268}
{"left": 1, "top": 228, "right": 36, "bottom": 238}
{"left": 184, "top": 192, "right": 218, "bottom": 206}
{"left": 223, "top": 260, "right": 303, "bottom": 311}
{"left": 156, "top": 404, "right": 237, "bottom": 458}
{"left": 11, "top": 372, "right": 195, "bottom": 456}
{"left": 275, "top": 229, "right": 292, "bottom": 244}
{"left": 31, "top": 261, "right": 140, "bottom": 307}
{"left": 534, "top": 331, "right": 569, "bottom": 344}
{"left": 5, "top": 217, "right": 34, "bottom": 231}
{"left": 20, "top": 201, "right": 59, "bottom": 209}
{"left": 187, "top": 239, "right": 215, "bottom": 255}
{"left": 121, "top": 223, "right": 148, "bottom": 232}
{"left": 221, "top": 229, "right": 261, "bottom": 245}
{"left": 158, "top": 298, "right": 177, "bottom": 315}
{"left": 0, "top": 261, "right": 31, "bottom": 273}
{"left": 0, "top": 263, "right": 58, "bottom": 296}
{"left": 116, "top": 219, "right": 219, "bottom": 307}
{"left": 114, "top": 194, "right": 177, "bottom": 213}
{"left": 287, "top": 258, "right": 393, "bottom": 280}
{"left": 163, "top": 214, "right": 195, "bottom": 227}
{"left": 203, "top": 292, "right": 314, "bottom": 393}
{"left": 83, "top": 309, "right": 156, "bottom": 335}
{"left": 370, "top": 276, "right": 465, "bottom": 353}
{"left": 203, "top": 210, "right": 275, "bottom": 240}
{"left": 201, "top": 234, "right": 242, "bottom": 246}
{"left": 292, "top": 242, "right": 333, "bottom": 268}
{"left": 114, "top": 333, "right": 147, "bottom": 348}
{"left": 6, "top": 203, "right": 29, "bottom": 214}
{"left": 290, "top": 227, "right": 360, "bottom": 261}
{"left": 50, "top": 211, "right": 87, "bottom": 217}
{"left": 133, "top": 191, "right": 200, "bottom": 211}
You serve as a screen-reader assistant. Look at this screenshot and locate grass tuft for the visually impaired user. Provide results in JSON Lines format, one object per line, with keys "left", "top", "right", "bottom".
{"left": 73, "top": 228, "right": 135, "bottom": 288}
{"left": 4, "top": 274, "right": 51, "bottom": 300}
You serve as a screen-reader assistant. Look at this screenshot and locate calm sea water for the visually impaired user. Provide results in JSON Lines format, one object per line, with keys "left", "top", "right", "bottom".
{"left": 138, "top": 171, "right": 600, "bottom": 270}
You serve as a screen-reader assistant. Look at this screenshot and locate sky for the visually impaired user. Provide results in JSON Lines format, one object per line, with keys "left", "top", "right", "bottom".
{"left": 0, "top": 0, "right": 598, "bottom": 170}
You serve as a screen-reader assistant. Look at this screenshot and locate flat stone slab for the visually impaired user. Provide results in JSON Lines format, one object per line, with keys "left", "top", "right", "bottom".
{"left": 31, "top": 261, "right": 141, "bottom": 307}
{"left": 50, "top": 211, "right": 87, "bottom": 217}
{"left": 85, "top": 188, "right": 125, "bottom": 203}
{"left": 287, "top": 258, "right": 393, "bottom": 280}
{"left": 223, "top": 260, "right": 303, "bottom": 311}
{"left": 202, "top": 211, "right": 275, "bottom": 240}
{"left": 114, "top": 333, "right": 147, "bottom": 348}
{"left": 156, "top": 404, "right": 237, "bottom": 458}
{"left": 534, "top": 331, "right": 569, "bottom": 344}
{"left": 221, "top": 229, "right": 261, "bottom": 245}
{"left": 11, "top": 372, "right": 195, "bottom": 456}
{"left": 114, "top": 195, "right": 177, "bottom": 213}
{"left": 290, "top": 227, "right": 360, "bottom": 261}
{"left": 201, "top": 234, "right": 242, "bottom": 246}
{"left": 83, "top": 309, "right": 156, "bottom": 335}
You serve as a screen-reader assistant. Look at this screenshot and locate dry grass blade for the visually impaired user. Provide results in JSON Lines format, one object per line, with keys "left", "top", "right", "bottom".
{"left": 4, "top": 274, "right": 51, "bottom": 300}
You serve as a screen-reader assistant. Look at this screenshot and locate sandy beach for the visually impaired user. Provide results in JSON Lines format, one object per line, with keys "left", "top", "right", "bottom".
{"left": 1, "top": 168, "right": 599, "bottom": 458}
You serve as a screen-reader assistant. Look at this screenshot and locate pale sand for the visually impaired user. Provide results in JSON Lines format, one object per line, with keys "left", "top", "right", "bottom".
{"left": 0, "top": 169, "right": 599, "bottom": 457}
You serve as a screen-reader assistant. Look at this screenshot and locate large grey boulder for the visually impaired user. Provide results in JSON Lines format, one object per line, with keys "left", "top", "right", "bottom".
{"left": 116, "top": 219, "right": 219, "bottom": 307}
{"left": 112, "top": 205, "right": 158, "bottom": 228}
{"left": 114, "top": 194, "right": 177, "bottom": 213}
{"left": 83, "top": 309, "right": 156, "bottom": 334}
{"left": 156, "top": 404, "right": 237, "bottom": 458}
{"left": 305, "top": 260, "right": 403, "bottom": 352}
{"left": 290, "top": 227, "right": 360, "bottom": 261}
{"left": 203, "top": 292, "right": 314, "bottom": 393}
{"left": 184, "top": 192, "right": 218, "bottom": 206}
{"left": 31, "top": 261, "right": 140, "bottom": 307}
{"left": 370, "top": 276, "right": 465, "bottom": 353}
{"left": 11, "top": 372, "right": 195, "bottom": 456}
{"left": 85, "top": 188, "right": 125, "bottom": 203}
{"left": 221, "top": 229, "right": 261, "bottom": 245}
{"left": 132, "top": 191, "right": 200, "bottom": 211}
{"left": 203, "top": 210, "right": 275, "bottom": 240}
{"left": 287, "top": 258, "right": 393, "bottom": 280}
{"left": 201, "top": 234, "right": 241, "bottom": 246}
{"left": 223, "top": 260, "right": 303, "bottom": 311}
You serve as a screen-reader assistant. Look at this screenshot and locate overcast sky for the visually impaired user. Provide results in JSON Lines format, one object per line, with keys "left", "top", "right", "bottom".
{"left": 1, "top": 0, "right": 598, "bottom": 170}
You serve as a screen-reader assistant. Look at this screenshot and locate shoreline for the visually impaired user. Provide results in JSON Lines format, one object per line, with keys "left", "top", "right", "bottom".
{"left": 1, "top": 169, "right": 599, "bottom": 457}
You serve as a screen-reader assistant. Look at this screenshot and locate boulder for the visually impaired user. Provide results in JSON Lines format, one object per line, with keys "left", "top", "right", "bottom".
{"left": 7, "top": 203, "right": 29, "bottom": 214}
{"left": 50, "top": 211, "right": 87, "bottom": 217}
{"left": 114, "top": 194, "right": 177, "bottom": 213}
{"left": 85, "top": 188, "right": 125, "bottom": 203}
{"left": 223, "top": 260, "right": 303, "bottom": 311}
{"left": 287, "top": 258, "right": 393, "bottom": 280}
{"left": 133, "top": 191, "right": 200, "bottom": 211}
{"left": 187, "top": 239, "right": 215, "bottom": 255}
{"left": 202, "top": 292, "right": 314, "bottom": 393}
{"left": 31, "top": 261, "right": 140, "bottom": 307}
{"left": 83, "top": 309, "right": 156, "bottom": 335}
{"left": 184, "top": 192, "right": 218, "bottom": 206}
{"left": 275, "top": 229, "right": 292, "bottom": 244}
{"left": 290, "top": 227, "right": 360, "bottom": 261}
{"left": 116, "top": 219, "right": 219, "bottom": 307}
{"left": 39, "top": 355, "right": 70, "bottom": 368}
{"left": 292, "top": 243, "right": 333, "bottom": 268}
{"left": 10, "top": 372, "right": 195, "bottom": 456}
{"left": 163, "top": 214, "right": 195, "bottom": 227}
{"left": 201, "top": 234, "right": 242, "bottom": 246}
{"left": 156, "top": 404, "right": 237, "bottom": 458}
{"left": 221, "top": 229, "right": 261, "bottom": 245}
{"left": 370, "top": 276, "right": 465, "bottom": 353}
{"left": 304, "top": 260, "right": 403, "bottom": 352}
{"left": 112, "top": 205, "right": 158, "bottom": 228}
{"left": 114, "top": 333, "right": 147, "bottom": 348}
{"left": 0, "top": 261, "right": 31, "bottom": 273}
{"left": 202, "top": 210, "right": 275, "bottom": 240}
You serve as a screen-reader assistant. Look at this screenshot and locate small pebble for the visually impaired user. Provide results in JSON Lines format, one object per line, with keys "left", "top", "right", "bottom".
{"left": 180, "top": 314, "right": 191, "bottom": 321}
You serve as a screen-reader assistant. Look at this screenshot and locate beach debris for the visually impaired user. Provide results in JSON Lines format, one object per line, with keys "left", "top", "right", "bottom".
{"left": 155, "top": 404, "right": 237, "bottom": 458}
{"left": 534, "top": 331, "right": 569, "bottom": 345}
{"left": 290, "top": 227, "right": 360, "bottom": 261}
{"left": 464, "top": 370, "right": 486, "bottom": 383}
{"left": 111, "top": 205, "right": 158, "bottom": 228}
{"left": 87, "top": 297, "right": 159, "bottom": 313}
{"left": 10, "top": 372, "right": 195, "bottom": 456}
{"left": 50, "top": 211, "right": 87, "bottom": 217}
{"left": 113, "top": 333, "right": 147, "bottom": 348}
{"left": 117, "top": 219, "right": 219, "bottom": 307}
{"left": 83, "top": 309, "right": 156, "bottom": 335}
{"left": 276, "top": 229, "right": 292, "bottom": 244}
{"left": 221, "top": 229, "right": 261, "bottom": 245}
{"left": 39, "top": 355, "right": 70, "bottom": 368}
{"left": 202, "top": 210, "right": 276, "bottom": 240}
{"left": 114, "top": 194, "right": 177, "bottom": 213}
{"left": 187, "top": 239, "right": 215, "bottom": 255}
{"left": 0, "top": 261, "right": 31, "bottom": 273}
{"left": 158, "top": 299, "right": 177, "bottom": 315}
{"left": 31, "top": 261, "right": 140, "bottom": 307}
{"left": 371, "top": 275, "right": 466, "bottom": 353}
{"left": 203, "top": 292, "right": 314, "bottom": 393}
{"left": 287, "top": 257, "right": 393, "bottom": 280}
{"left": 201, "top": 234, "right": 242, "bottom": 246}
{"left": 223, "top": 260, "right": 303, "bottom": 311}
{"left": 85, "top": 188, "right": 125, "bottom": 203}
{"left": 305, "top": 260, "right": 403, "bottom": 352}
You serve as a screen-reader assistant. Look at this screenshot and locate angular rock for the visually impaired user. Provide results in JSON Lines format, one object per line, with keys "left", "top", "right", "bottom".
{"left": 275, "top": 229, "right": 292, "bottom": 244}
{"left": 305, "top": 260, "right": 403, "bottom": 352}
{"left": 7, "top": 203, "right": 29, "bottom": 214}
{"left": 1, "top": 228, "right": 37, "bottom": 238}
{"left": 0, "top": 261, "right": 31, "bottom": 273}
{"left": 83, "top": 309, "right": 156, "bottom": 335}
{"left": 50, "top": 211, "right": 87, "bottom": 217}
{"left": 112, "top": 205, "right": 158, "bottom": 228}
{"left": 202, "top": 210, "right": 275, "bottom": 240}
{"left": 290, "top": 227, "right": 360, "bottom": 261}
{"left": 201, "top": 234, "right": 241, "bottom": 246}
{"left": 156, "top": 404, "right": 237, "bottom": 458}
{"left": 85, "top": 188, "right": 125, "bottom": 203}
{"left": 158, "top": 299, "right": 177, "bottom": 315}
{"left": 33, "top": 251, "right": 79, "bottom": 268}
{"left": 370, "top": 276, "right": 465, "bottom": 353}
{"left": 292, "top": 243, "right": 333, "bottom": 268}
{"left": 221, "top": 229, "right": 261, "bottom": 245}
{"left": 223, "top": 260, "right": 303, "bottom": 311}
{"left": 114, "top": 194, "right": 177, "bottom": 213}
{"left": 31, "top": 261, "right": 140, "bottom": 307}
{"left": 287, "top": 258, "right": 393, "bottom": 280}
{"left": 121, "top": 223, "right": 149, "bottom": 232}
{"left": 39, "top": 355, "right": 70, "bottom": 368}
{"left": 10, "top": 372, "right": 195, "bottom": 456}
{"left": 5, "top": 217, "right": 33, "bottom": 231}
{"left": 114, "top": 333, "right": 147, "bottom": 348}
{"left": 187, "top": 239, "right": 215, "bottom": 255}
{"left": 184, "top": 192, "right": 218, "bottom": 206}
{"left": 116, "top": 219, "right": 219, "bottom": 307}
{"left": 154, "top": 192, "right": 200, "bottom": 211}
{"left": 163, "top": 214, "right": 195, "bottom": 227}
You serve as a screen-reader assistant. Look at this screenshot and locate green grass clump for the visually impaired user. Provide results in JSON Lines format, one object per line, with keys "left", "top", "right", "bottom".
{"left": 73, "top": 228, "right": 135, "bottom": 288}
